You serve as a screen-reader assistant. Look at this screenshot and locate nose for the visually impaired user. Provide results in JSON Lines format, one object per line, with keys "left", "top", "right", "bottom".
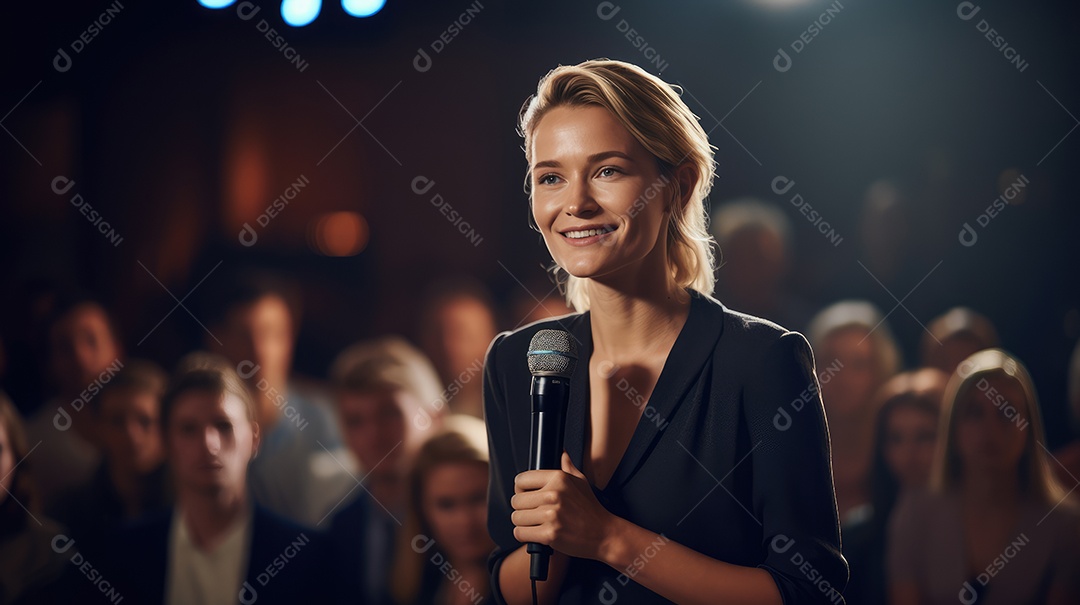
{"left": 203, "top": 427, "right": 222, "bottom": 454}
{"left": 566, "top": 178, "right": 600, "bottom": 217}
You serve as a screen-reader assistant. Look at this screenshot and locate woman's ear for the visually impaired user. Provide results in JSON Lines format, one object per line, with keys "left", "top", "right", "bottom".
{"left": 670, "top": 163, "right": 698, "bottom": 212}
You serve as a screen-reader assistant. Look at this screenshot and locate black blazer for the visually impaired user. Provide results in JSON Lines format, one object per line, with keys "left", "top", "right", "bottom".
{"left": 94, "top": 505, "right": 333, "bottom": 605}
{"left": 484, "top": 289, "right": 848, "bottom": 604}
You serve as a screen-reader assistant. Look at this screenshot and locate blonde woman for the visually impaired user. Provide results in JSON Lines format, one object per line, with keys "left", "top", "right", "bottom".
{"left": 888, "top": 349, "right": 1080, "bottom": 605}
{"left": 389, "top": 415, "right": 494, "bottom": 605}
{"left": 484, "top": 60, "right": 846, "bottom": 605}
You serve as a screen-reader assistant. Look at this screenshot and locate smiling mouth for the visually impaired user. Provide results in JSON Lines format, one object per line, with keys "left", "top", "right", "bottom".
{"left": 561, "top": 226, "right": 616, "bottom": 239}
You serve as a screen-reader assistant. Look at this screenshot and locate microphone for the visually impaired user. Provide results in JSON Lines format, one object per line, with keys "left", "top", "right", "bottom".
{"left": 526, "top": 329, "right": 578, "bottom": 582}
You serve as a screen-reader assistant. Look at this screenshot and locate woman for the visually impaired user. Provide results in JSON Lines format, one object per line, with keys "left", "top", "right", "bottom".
{"left": 484, "top": 60, "right": 846, "bottom": 605}
{"left": 843, "top": 368, "right": 946, "bottom": 605}
{"left": 807, "top": 300, "right": 901, "bottom": 521}
{"left": 389, "top": 415, "right": 495, "bottom": 604}
{"left": 888, "top": 349, "right": 1080, "bottom": 605}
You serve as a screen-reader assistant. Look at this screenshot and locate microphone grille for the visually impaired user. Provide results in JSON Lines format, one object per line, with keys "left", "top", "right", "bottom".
{"left": 527, "top": 329, "right": 578, "bottom": 377}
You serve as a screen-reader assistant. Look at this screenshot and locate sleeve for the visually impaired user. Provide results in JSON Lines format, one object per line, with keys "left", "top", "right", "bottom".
{"left": 483, "top": 332, "right": 518, "bottom": 605}
{"left": 885, "top": 491, "right": 921, "bottom": 586}
{"left": 745, "top": 331, "right": 849, "bottom": 605}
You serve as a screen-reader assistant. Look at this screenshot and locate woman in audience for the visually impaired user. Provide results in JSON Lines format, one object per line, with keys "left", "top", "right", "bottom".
{"left": 389, "top": 415, "right": 494, "bottom": 605}
{"left": 844, "top": 368, "right": 946, "bottom": 605}
{"left": 808, "top": 300, "right": 901, "bottom": 520}
{"left": 888, "top": 349, "right": 1080, "bottom": 605}
{"left": 0, "top": 393, "right": 68, "bottom": 604}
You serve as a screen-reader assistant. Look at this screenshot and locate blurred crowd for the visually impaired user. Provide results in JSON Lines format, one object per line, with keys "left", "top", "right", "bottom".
{"left": 1, "top": 199, "right": 1078, "bottom": 605}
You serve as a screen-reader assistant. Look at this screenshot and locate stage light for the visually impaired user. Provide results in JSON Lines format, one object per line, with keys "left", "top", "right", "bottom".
{"left": 197, "top": 0, "right": 384, "bottom": 25}
{"left": 282, "top": 0, "right": 322, "bottom": 27}
{"left": 342, "top": 0, "right": 386, "bottom": 18}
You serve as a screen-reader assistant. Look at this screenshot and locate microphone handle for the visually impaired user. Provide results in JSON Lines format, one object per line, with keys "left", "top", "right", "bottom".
{"left": 528, "top": 375, "right": 570, "bottom": 581}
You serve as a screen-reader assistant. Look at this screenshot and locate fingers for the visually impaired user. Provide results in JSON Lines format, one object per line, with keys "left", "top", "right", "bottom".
{"left": 513, "top": 468, "right": 562, "bottom": 493}
{"left": 511, "top": 488, "right": 558, "bottom": 511}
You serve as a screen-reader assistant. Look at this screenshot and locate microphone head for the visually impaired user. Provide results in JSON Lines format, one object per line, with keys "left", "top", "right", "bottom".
{"left": 527, "top": 329, "right": 578, "bottom": 378}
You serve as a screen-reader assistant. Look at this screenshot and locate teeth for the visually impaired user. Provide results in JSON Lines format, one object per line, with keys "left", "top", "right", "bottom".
{"left": 565, "top": 228, "right": 610, "bottom": 239}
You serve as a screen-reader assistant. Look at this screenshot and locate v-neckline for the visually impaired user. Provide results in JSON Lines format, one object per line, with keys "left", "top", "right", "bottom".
{"left": 563, "top": 290, "right": 727, "bottom": 493}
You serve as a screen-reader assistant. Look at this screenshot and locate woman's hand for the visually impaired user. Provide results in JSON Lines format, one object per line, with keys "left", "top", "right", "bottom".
{"left": 510, "top": 451, "right": 621, "bottom": 562}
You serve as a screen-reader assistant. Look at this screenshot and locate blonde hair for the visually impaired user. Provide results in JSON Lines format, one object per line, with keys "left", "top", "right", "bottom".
{"left": 518, "top": 59, "right": 717, "bottom": 312}
{"left": 389, "top": 415, "right": 490, "bottom": 604}
{"left": 932, "top": 348, "right": 1069, "bottom": 505}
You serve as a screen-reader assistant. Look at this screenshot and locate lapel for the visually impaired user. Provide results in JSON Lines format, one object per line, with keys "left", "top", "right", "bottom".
{"left": 565, "top": 290, "right": 727, "bottom": 492}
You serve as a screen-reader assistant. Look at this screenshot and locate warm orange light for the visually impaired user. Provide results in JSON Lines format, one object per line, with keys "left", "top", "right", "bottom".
{"left": 312, "top": 211, "right": 368, "bottom": 256}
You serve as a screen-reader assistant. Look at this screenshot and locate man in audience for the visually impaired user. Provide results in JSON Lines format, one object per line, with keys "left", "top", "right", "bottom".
{"left": 328, "top": 336, "right": 446, "bottom": 604}
{"left": 24, "top": 295, "right": 125, "bottom": 511}
{"left": 201, "top": 271, "right": 353, "bottom": 527}
{"left": 57, "top": 359, "right": 171, "bottom": 560}
{"left": 106, "top": 353, "right": 331, "bottom": 604}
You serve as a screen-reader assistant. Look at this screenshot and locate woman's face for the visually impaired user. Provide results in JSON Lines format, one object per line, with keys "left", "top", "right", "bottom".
{"left": 819, "top": 326, "right": 880, "bottom": 418}
{"left": 954, "top": 374, "right": 1029, "bottom": 476}
{"left": 883, "top": 405, "right": 938, "bottom": 491}
{"left": 529, "top": 104, "right": 675, "bottom": 284}
{"left": 421, "top": 461, "right": 493, "bottom": 565}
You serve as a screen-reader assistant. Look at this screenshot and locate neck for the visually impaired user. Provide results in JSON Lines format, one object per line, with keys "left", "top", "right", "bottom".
{"left": 587, "top": 272, "right": 690, "bottom": 361}
{"left": 178, "top": 486, "right": 247, "bottom": 551}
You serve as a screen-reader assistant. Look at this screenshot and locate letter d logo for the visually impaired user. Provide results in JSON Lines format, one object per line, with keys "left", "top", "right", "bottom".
{"left": 596, "top": 2, "right": 621, "bottom": 21}
{"left": 413, "top": 48, "right": 433, "bottom": 73}
{"left": 239, "top": 581, "right": 258, "bottom": 605}
{"left": 773, "top": 48, "right": 792, "bottom": 73}
{"left": 53, "top": 48, "right": 73, "bottom": 73}
{"left": 958, "top": 222, "right": 977, "bottom": 247}
{"left": 239, "top": 223, "right": 258, "bottom": 247}
{"left": 956, "top": 2, "right": 980, "bottom": 21}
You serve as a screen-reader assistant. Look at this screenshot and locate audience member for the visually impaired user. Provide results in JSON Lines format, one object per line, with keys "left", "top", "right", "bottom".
{"left": 808, "top": 300, "right": 901, "bottom": 520}
{"left": 389, "top": 415, "right": 494, "bottom": 605}
{"left": 24, "top": 296, "right": 124, "bottom": 511}
{"left": 888, "top": 349, "right": 1080, "bottom": 605}
{"left": 920, "top": 307, "right": 1000, "bottom": 374}
{"left": 55, "top": 359, "right": 171, "bottom": 560}
{"left": 329, "top": 336, "right": 446, "bottom": 604}
{"left": 202, "top": 271, "right": 353, "bottom": 527}
{"left": 711, "top": 198, "right": 810, "bottom": 329}
{"left": 418, "top": 278, "right": 498, "bottom": 419}
{"left": 106, "top": 353, "right": 331, "bottom": 604}
{"left": 0, "top": 392, "right": 68, "bottom": 605}
{"left": 843, "top": 368, "right": 946, "bottom": 605}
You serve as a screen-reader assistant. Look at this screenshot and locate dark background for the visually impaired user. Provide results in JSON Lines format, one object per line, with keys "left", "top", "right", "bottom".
{"left": 2, "top": 0, "right": 1078, "bottom": 444}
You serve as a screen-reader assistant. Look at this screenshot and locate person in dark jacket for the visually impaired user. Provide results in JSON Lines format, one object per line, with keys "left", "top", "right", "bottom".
{"left": 485, "top": 59, "right": 847, "bottom": 604}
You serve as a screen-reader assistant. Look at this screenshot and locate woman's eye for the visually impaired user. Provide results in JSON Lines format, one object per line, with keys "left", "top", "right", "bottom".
{"left": 537, "top": 174, "right": 560, "bottom": 186}
{"left": 598, "top": 167, "right": 619, "bottom": 178}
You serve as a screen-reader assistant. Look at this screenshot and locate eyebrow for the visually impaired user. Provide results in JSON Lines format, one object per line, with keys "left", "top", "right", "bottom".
{"left": 532, "top": 150, "right": 635, "bottom": 170}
